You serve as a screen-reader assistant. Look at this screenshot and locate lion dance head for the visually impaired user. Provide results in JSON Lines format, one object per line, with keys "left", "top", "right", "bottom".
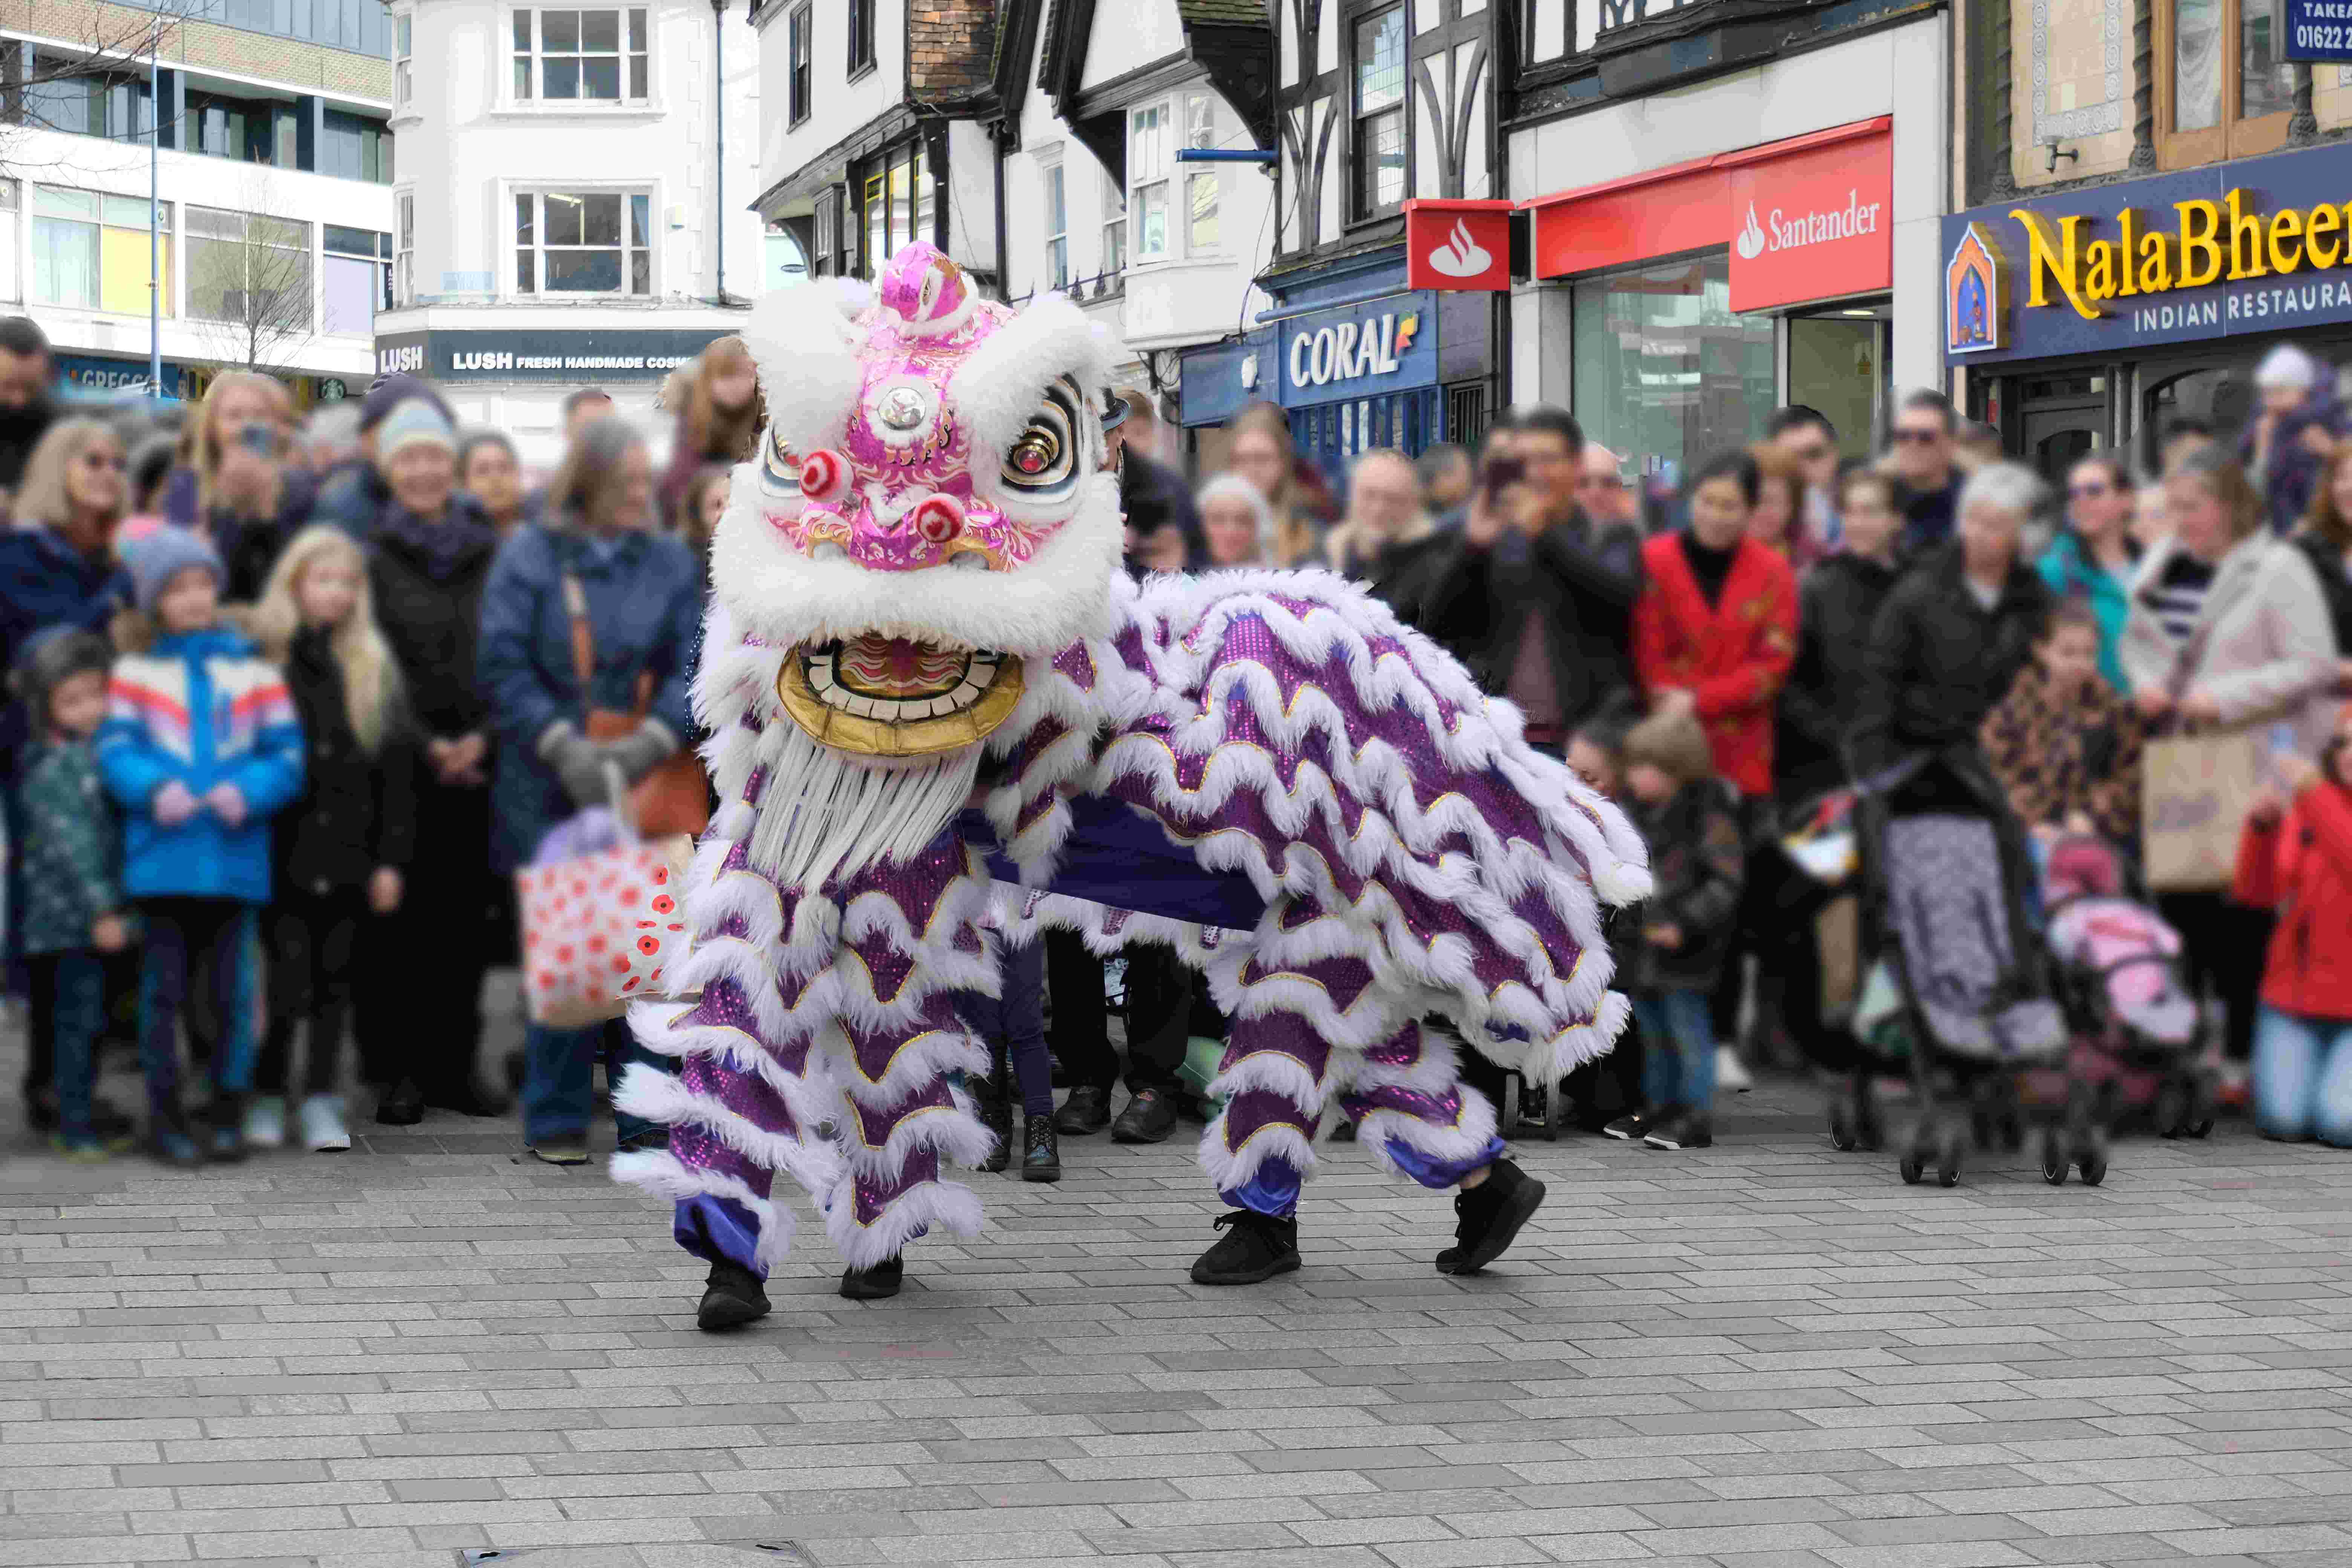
{"left": 711, "top": 242, "right": 1120, "bottom": 767}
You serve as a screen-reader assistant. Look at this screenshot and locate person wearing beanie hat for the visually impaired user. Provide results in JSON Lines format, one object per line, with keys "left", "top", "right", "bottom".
{"left": 121, "top": 525, "right": 226, "bottom": 618}
{"left": 2245, "top": 340, "right": 2343, "bottom": 534}
{"left": 96, "top": 522, "right": 304, "bottom": 1167}
{"left": 374, "top": 397, "right": 455, "bottom": 461}
{"left": 306, "top": 373, "right": 458, "bottom": 544}
{"left": 360, "top": 371, "right": 453, "bottom": 434}
{"left": 11, "top": 625, "right": 131, "bottom": 1158}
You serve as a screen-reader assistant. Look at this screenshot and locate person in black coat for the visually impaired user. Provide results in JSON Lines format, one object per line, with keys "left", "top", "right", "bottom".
{"left": 1777, "top": 466, "right": 1908, "bottom": 807}
{"left": 353, "top": 401, "right": 508, "bottom": 1124}
{"left": 242, "top": 527, "right": 420, "bottom": 1151}
{"left": 2292, "top": 442, "right": 2352, "bottom": 686}
{"left": 1421, "top": 406, "right": 1643, "bottom": 750}
{"left": 1325, "top": 448, "right": 1452, "bottom": 629}
{"left": 1851, "top": 462, "right": 2054, "bottom": 782}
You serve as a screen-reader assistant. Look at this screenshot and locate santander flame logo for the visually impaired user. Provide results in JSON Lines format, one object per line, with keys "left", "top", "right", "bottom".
{"left": 1735, "top": 202, "right": 1767, "bottom": 261}
{"left": 1425, "top": 217, "right": 1494, "bottom": 280}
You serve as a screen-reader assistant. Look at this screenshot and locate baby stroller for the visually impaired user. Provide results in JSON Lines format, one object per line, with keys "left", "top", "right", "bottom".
{"left": 1838, "top": 750, "right": 2092, "bottom": 1187}
{"left": 2038, "top": 834, "right": 2216, "bottom": 1139}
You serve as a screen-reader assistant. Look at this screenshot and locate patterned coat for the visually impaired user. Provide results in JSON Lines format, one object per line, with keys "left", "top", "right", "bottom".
{"left": 1980, "top": 663, "right": 2146, "bottom": 845}
{"left": 11, "top": 739, "right": 122, "bottom": 954}
{"left": 95, "top": 626, "right": 304, "bottom": 904}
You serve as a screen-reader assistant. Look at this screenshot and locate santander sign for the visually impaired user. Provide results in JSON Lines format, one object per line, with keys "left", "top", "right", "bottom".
{"left": 1404, "top": 201, "right": 1512, "bottom": 291}
{"left": 1724, "top": 130, "right": 1894, "bottom": 311}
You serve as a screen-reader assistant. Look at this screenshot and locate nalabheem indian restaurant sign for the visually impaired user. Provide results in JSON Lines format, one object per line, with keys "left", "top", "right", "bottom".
{"left": 1943, "top": 141, "right": 2352, "bottom": 364}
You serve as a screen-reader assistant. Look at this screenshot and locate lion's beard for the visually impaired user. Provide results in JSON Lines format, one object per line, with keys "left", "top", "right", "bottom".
{"left": 744, "top": 721, "right": 985, "bottom": 890}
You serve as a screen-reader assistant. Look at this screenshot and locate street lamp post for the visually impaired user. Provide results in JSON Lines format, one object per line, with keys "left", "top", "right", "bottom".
{"left": 149, "top": 24, "right": 161, "bottom": 402}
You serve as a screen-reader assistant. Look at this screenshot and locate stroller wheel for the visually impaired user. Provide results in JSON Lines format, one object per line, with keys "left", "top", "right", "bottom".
{"left": 1935, "top": 1128, "right": 1964, "bottom": 1188}
{"left": 1828, "top": 1101, "right": 1858, "bottom": 1152}
{"left": 2078, "top": 1146, "right": 2109, "bottom": 1186}
{"left": 1898, "top": 1151, "right": 1926, "bottom": 1185}
{"left": 2040, "top": 1128, "right": 2069, "bottom": 1186}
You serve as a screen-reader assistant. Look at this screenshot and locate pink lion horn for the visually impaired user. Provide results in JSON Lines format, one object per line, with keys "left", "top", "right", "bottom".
{"left": 879, "top": 242, "right": 976, "bottom": 338}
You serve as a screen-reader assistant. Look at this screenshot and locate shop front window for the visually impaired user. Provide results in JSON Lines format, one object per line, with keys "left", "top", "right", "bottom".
{"left": 2161, "top": 0, "right": 2290, "bottom": 165}
{"left": 1570, "top": 251, "right": 1775, "bottom": 490}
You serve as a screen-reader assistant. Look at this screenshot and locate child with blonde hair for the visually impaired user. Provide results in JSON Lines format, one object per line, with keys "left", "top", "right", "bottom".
{"left": 243, "top": 525, "right": 418, "bottom": 1151}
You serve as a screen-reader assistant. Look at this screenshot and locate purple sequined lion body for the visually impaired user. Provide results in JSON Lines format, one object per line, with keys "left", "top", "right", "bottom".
{"left": 611, "top": 244, "right": 1651, "bottom": 1280}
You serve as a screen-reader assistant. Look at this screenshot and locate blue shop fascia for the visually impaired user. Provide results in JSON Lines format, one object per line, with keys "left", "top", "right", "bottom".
{"left": 1176, "top": 244, "right": 1501, "bottom": 477}
{"left": 1943, "top": 137, "right": 2352, "bottom": 472}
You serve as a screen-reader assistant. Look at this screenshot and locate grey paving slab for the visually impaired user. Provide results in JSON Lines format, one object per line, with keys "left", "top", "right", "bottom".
{"left": 5, "top": 1018, "right": 2352, "bottom": 1568}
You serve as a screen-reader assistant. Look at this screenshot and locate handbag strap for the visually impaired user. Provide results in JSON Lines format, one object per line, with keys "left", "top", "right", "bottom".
{"left": 561, "top": 571, "right": 656, "bottom": 722}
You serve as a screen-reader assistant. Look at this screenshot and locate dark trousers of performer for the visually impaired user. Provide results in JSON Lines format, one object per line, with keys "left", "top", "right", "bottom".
{"left": 1047, "top": 931, "right": 1190, "bottom": 1094}
{"left": 968, "top": 938, "right": 1054, "bottom": 1116}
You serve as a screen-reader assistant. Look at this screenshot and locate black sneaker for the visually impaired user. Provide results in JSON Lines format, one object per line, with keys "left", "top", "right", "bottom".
{"left": 1188, "top": 1210, "right": 1302, "bottom": 1285}
{"left": 1601, "top": 1107, "right": 1662, "bottom": 1142}
{"left": 1644, "top": 1111, "right": 1712, "bottom": 1150}
{"left": 375, "top": 1078, "right": 425, "bottom": 1126}
{"left": 424, "top": 1079, "right": 512, "bottom": 1118}
{"left": 1518, "top": 1083, "right": 1552, "bottom": 1133}
{"left": 839, "top": 1256, "right": 903, "bottom": 1300}
{"left": 1435, "top": 1158, "right": 1547, "bottom": 1276}
{"left": 204, "top": 1099, "right": 247, "bottom": 1164}
{"left": 1021, "top": 1113, "right": 1061, "bottom": 1183}
{"left": 1053, "top": 1084, "right": 1111, "bottom": 1135}
{"left": 1112, "top": 1087, "right": 1178, "bottom": 1144}
{"left": 696, "top": 1259, "right": 771, "bottom": 1331}
{"left": 26, "top": 1085, "right": 60, "bottom": 1133}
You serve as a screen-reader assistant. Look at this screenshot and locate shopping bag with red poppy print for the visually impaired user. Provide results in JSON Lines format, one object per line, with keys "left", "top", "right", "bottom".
{"left": 516, "top": 812, "right": 697, "bottom": 1029}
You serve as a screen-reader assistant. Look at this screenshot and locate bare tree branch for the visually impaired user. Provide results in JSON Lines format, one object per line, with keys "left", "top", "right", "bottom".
{"left": 187, "top": 169, "right": 316, "bottom": 372}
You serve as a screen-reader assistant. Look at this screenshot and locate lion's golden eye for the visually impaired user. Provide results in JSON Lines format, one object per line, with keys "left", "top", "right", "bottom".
{"left": 1008, "top": 431, "right": 1060, "bottom": 478}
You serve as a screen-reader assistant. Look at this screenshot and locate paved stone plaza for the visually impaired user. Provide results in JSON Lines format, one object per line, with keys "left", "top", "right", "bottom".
{"left": 6, "top": 1059, "right": 2352, "bottom": 1568}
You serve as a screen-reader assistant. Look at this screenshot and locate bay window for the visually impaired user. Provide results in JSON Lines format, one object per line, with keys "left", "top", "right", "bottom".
{"left": 1130, "top": 103, "right": 1169, "bottom": 261}
{"left": 858, "top": 138, "right": 930, "bottom": 280}
{"left": 1185, "top": 93, "right": 1219, "bottom": 253}
{"left": 1102, "top": 179, "right": 1127, "bottom": 277}
{"left": 514, "top": 190, "right": 652, "bottom": 294}
{"left": 512, "top": 8, "right": 651, "bottom": 104}
{"left": 1044, "top": 163, "right": 1068, "bottom": 289}
{"left": 1351, "top": 4, "right": 1408, "bottom": 220}
{"left": 1126, "top": 90, "right": 1222, "bottom": 265}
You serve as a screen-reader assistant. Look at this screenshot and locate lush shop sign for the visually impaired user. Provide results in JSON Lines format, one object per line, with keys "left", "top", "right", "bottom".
{"left": 372, "top": 326, "right": 733, "bottom": 383}
{"left": 1275, "top": 291, "right": 1436, "bottom": 410}
{"left": 1942, "top": 142, "right": 2352, "bottom": 363}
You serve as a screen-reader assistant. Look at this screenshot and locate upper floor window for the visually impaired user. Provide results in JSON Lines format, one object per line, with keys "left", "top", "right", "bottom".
{"left": 320, "top": 111, "right": 394, "bottom": 184}
{"left": 323, "top": 224, "right": 392, "bottom": 334}
{"left": 1350, "top": 5, "right": 1407, "bottom": 220}
{"left": 395, "top": 190, "right": 415, "bottom": 305}
{"left": 2160, "top": 0, "right": 2292, "bottom": 165}
{"left": 515, "top": 189, "right": 653, "bottom": 294}
{"left": 1043, "top": 162, "right": 1068, "bottom": 289}
{"left": 513, "top": 8, "right": 650, "bottom": 104}
{"left": 1102, "top": 178, "right": 1127, "bottom": 277}
{"left": 859, "top": 137, "right": 929, "bottom": 279}
{"left": 847, "top": 0, "right": 875, "bottom": 74}
{"left": 1128, "top": 92, "right": 1221, "bottom": 265}
{"left": 394, "top": 13, "right": 413, "bottom": 110}
{"left": 189, "top": 92, "right": 298, "bottom": 166}
{"left": 22, "top": 56, "right": 152, "bottom": 144}
{"left": 788, "top": 4, "right": 812, "bottom": 125}
{"left": 187, "top": 207, "right": 313, "bottom": 329}
{"left": 30, "top": 189, "right": 173, "bottom": 316}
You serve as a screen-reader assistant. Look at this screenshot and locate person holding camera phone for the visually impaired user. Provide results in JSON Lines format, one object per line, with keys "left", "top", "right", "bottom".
{"left": 184, "top": 372, "right": 314, "bottom": 604}
{"left": 1421, "top": 405, "right": 1645, "bottom": 753}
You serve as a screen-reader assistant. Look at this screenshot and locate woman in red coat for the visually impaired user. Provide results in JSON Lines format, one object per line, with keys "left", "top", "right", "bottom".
{"left": 2239, "top": 707, "right": 2352, "bottom": 1144}
{"left": 1631, "top": 449, "right": 1799, "bottom": 799}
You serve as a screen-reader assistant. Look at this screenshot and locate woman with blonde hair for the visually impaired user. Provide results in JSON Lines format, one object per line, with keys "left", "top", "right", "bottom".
{"left": 0, "top": 417, "right": 133, "bottom": 693}
{"left": 657, "top": 335, "right": 765, "bottom": 525}
{"left": 242, "top": 525, "right": 418, "bottom": 1152}
{"left": 2122, "top": 443, "right": 2337, "bottom": 1090}
{"left": 165, "top": 370, "right": 309, "bottom": 600}
{"left": 1225, "top": 402, "right": 1328, "bottom": 567}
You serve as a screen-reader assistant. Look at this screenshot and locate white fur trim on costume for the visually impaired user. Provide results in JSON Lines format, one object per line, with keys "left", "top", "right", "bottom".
{"left": 611, "top": 1063, "right": 844, "bottom": 1196}
{"left": 708, "top": 469, "right": 1124, "bottom": 659}
{"left": 609, "top": 1148, "right": 794, "bottom": 1274}
{"left": 1354, "top": 1081, "right": 1502, "bottom": 1184}
{"left": 1194, "top": 1112, "right": 1318, "bottom": 1198}
{"left": 740, "top": 278, "right": 870, "bottom": 460}
{"left": 820, "top": 1172, "right": 986, "bottom": 1272}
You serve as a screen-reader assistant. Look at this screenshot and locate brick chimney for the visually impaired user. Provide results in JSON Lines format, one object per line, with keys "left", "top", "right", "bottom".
{"left": 908, "top": 0, "right": 997, "bottom": 98}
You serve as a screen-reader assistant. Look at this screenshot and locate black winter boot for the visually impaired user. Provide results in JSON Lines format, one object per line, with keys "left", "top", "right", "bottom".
{"left": 1189, "top": 1210, "right": 1301, "bottom": 1285}
{"left": 1435, "top": 1158, "right": 1547, "bottom": 1276}
{"left": 1021, "top": 1112, "right": 1061, "bottom": 1182}
{"left": 839, "top": 1256, "right": 904, "bottom": 1300}
{"left": 696, "top": 1259, "right": 771, "bottom": 1331}
{"left": 978, "top": 1040, "right": 1014, "bottom": 1174}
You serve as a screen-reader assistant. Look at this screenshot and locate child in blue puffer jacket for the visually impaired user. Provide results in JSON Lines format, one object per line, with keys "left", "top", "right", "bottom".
{"left": 96, "top": 528, "right": 304, "bottom": 1165}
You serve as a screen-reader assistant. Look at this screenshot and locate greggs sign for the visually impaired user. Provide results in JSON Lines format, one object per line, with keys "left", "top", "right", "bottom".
{"left": 1942, "top": 141, "right": 2352, "bottom": 362}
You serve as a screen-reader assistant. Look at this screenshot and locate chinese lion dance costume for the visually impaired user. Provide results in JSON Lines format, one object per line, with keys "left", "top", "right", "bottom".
{"left": 612, "top": 243, "right": 1650, "bottom": 1313}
